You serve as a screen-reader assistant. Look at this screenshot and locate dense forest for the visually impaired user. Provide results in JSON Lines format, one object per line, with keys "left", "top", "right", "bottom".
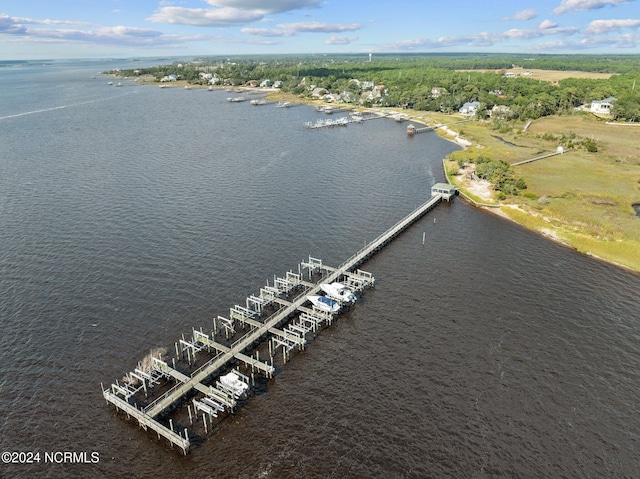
{"left": 116, "top": 53, "right": 640, "bottom": 122}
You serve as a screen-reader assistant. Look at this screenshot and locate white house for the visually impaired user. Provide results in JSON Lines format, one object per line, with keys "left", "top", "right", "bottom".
{"left": 590, "top": 97, "right": 617, "bottom": 115}
{"left": 459, "top": 101, "right": 481, "bottom": 116}
{"left": 431, "top": 87, "right": 447, "bottom": 98}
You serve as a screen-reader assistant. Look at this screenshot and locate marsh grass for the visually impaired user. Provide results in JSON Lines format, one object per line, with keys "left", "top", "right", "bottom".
{"left": 426, "top": 110, "right": 640, "bottom": 272}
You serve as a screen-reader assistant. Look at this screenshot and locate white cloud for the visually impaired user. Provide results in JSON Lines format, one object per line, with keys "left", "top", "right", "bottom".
{"left": 240, "top": 27, "right": 295, "bottom": 37}
{"left": 553, "top": 0, "right": 632, "bottom": 15}
{"left": 381, "top": 22, "right": 578, "bottom": 51}
{"left": 147, "top": 7, "right": 264, "bottom": 26}
{"left": 585, "top": 18, "right": 640, "bottom": 33}
{"left": 278, "top": 21, "right": 362, "bottom": 33}
{"left": 242, "top": 21, "right": 363, "bottom": 37}
{"left": 203, "top": 0, "right": 321, "bottom": 14}
{"left": 324, "top": 35, "right": 358, "bottom": 45}
{"left": 513, "top": 9, "right": 538, "bottom": 20}
{"left": 147, "top": 0, "right": 323, "bottom": 27}
{"left": 0, "top": 13, "right": 90, "bottom": 29}
{"left": 0, "top": 13, "right": 204, "bottom": 47}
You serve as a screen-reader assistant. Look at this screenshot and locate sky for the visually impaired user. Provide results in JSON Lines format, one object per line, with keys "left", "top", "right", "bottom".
{"left": 1, "top": 0, "right": 639, "bottom": 59}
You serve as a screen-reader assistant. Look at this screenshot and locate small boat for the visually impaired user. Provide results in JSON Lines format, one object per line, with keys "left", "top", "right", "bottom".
{"left": 219, "top": 371, "right": 249, "bottom": 398}
{"left": 276, "top": 102, "right": 291, "bottom": 108}
{"left": 227, "top": 96, "right": 246, "bottom": 102}
{"left": 320, "top": 282, "right": 356, "bottom": 303}
{"left": 250, "top": 99, "right": 267, "bottom": 105}
{"left": 307, "top": 295, "right": 340, "bottom": 313}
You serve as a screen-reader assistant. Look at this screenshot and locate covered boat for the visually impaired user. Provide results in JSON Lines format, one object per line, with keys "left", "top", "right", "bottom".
{"left": 320, "top": 282, "right": 356, "bottom": 303}
{"left": 219, "top": 371, "right": 249, "bottom": 398}
{"left": 307, "top": 295, "right": 340, "bottom": 313}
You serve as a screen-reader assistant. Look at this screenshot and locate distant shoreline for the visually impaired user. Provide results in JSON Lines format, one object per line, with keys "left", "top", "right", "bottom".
{"left": 105, "top": 72, "right": 640, "bottom": 273}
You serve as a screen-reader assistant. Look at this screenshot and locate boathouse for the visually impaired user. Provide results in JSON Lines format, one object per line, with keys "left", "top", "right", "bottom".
{"left": 431, "top": 183, "right": 458, "bottom": 201}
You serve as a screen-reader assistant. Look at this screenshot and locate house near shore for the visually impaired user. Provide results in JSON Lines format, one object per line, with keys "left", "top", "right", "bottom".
{"left": 459, "top": 101, "right": 481, "bottom": 116}
{"left": 590, "top": 97, "right": 617, "bottom": 115}
{"left": 431, "top": 87, "right": 447, "bottom": 98}
{"left": 312, "top": 87, "right": 328, "bottom": 98}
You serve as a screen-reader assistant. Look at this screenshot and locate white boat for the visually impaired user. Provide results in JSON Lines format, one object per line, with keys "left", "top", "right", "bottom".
{"left": 320, "top": 282, "right": 356, "bottom": 303}
{"left": 250, "top": 99, "right": 267, "bottom": 105}
{"left": 276, "top": 102, "right": 291, "bottom": 108}
{"left": 219, "top": 371, "right": 249, "bottom": 398}
{"left": 307, "top": 295, "right": 340, "bottom": 313}
{"left": 227, "top": 96, "right": 246, "bottom": 102}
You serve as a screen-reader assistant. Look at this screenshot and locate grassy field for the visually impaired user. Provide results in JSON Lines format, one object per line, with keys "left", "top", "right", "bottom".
{"left": 435, "top": 111, "right": 640, "bottom": 272}
{"left": 265, "top": 91, "right": 640, "bottom": 272}
{"left": 455, "top": 67, "right": 614, "bottom": 83}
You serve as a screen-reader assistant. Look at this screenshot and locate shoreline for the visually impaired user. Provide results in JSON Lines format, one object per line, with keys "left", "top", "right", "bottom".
{"left": 112, "top": 76, "right": 639, "bottom": 273}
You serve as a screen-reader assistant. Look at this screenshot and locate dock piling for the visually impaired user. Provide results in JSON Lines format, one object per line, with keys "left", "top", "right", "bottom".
{"left": 103, "top": 188, "right": 451, "bottom": 453}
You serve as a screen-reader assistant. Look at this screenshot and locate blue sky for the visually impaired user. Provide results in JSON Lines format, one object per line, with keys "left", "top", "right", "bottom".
{"left": 1, "top": 0, "right": 639, "bottom": 59}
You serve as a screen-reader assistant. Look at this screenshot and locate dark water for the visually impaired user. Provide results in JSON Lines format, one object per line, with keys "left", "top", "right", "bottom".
{"left": 1, "top": 61, "right": 639, "bottom": 479}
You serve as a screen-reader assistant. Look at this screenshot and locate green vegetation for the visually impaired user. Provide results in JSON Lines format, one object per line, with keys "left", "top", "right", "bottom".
{"left": 114, "top": 53, "right": 640, "bottom": 122}
{"left": 475, "top": 157, "right": 527, "bottom": 196}
{"left": 112, "top": 54, "right": 640, "bottom": 271}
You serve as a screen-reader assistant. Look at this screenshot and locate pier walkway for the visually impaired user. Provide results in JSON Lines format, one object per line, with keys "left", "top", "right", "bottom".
{"left": 512, "top": 147, "right": 565, "bottom": 166}
{"left": 103, "top": 188, "right": 452, "bottom": 453}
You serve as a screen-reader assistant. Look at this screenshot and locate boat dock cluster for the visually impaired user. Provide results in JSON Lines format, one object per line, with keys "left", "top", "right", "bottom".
{"left": 102, "top": 257, "right": 375, "bottom": 454}
{"left": 406, "top": 123, "right": 435, "bottom": 135}
{"left": 304, "top": 117, "right": 350, "bottom": 128}
{"left": 304, "top": 110, "right": 390, "bottom": 129}
{"left": 102, "top": 186, "right": 455, "bottom": 453}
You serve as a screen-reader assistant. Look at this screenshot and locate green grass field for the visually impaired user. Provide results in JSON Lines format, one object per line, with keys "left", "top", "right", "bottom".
{"left": 432, "top": 112, "right": 640, "bottom": 272}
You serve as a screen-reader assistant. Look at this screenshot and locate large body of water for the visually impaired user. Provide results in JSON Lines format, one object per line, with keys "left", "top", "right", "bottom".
{"left": 1, "top": 60, "right": 639, "bottom": 478}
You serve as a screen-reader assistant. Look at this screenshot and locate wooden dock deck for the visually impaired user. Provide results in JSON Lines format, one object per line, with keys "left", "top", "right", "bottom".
{"left": 102, "top": 190, "right": 447, "bottom": 453}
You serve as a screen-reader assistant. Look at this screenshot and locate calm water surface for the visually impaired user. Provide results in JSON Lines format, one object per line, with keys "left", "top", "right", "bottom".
{"left": 1, "top": 60, "right": 639, "bottom": 478}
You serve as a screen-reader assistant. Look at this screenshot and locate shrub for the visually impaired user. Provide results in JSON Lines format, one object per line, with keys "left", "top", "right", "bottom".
{"left": 584, "top": 138, "right": 598, "bottom": 152}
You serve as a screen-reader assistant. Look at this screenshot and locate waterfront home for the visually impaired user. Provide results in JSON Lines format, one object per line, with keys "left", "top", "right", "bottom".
{"left": 312, "top": 87, "right": 329, "bottom": 98}
{"left": 590, "top": 97, "right": 617, "bottom": 115}
{"left": 459, "top": 101, "right": 481, "bottom": 116}
{"left": 431, "top": 87, "right": 447, "bottom": 98}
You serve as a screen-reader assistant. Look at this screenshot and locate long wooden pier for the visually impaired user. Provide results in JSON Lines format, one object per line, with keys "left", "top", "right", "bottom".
{"left": 102, "top": 188, "right": 452, "bottom": 453}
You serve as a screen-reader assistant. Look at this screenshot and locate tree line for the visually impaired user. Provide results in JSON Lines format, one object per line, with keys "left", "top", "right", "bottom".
{"left": 115, "top": 53, "right": 640, "bottom": 122}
